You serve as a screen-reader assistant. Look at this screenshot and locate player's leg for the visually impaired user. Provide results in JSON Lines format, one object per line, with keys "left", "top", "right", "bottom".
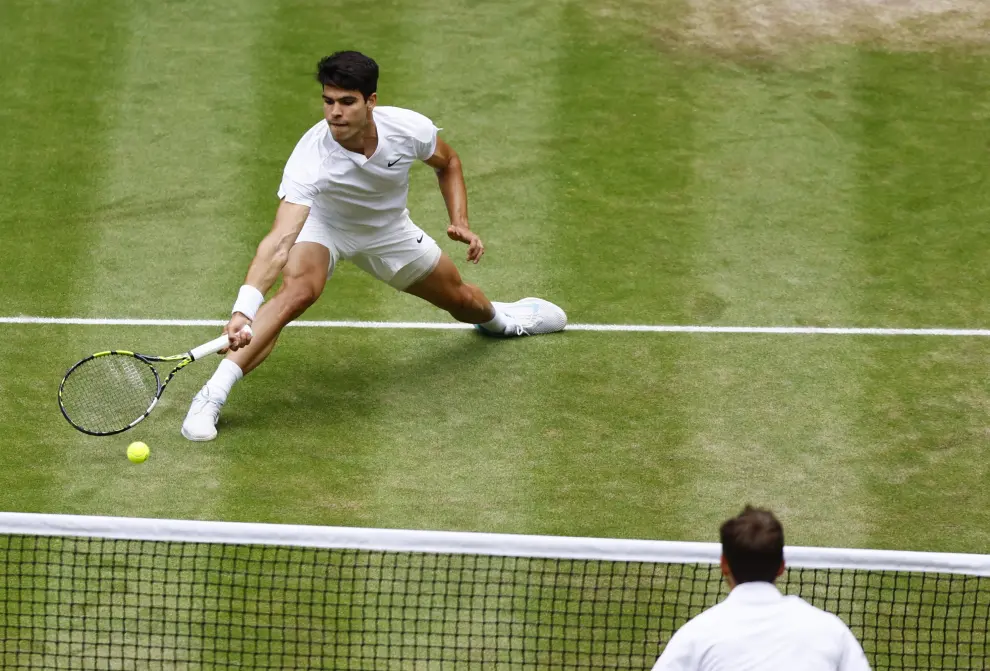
{"left": 355, "top": 215, "right": 566, "bottom": 336}
{"left": 229, "top": 241, "right": 330, "bottom": 374}
{"left": 181, "top": 241, "right": 332, "bottom": 441}
{"left": 403, "top": 252, "right": 494, "bottom": 323}
{"left": 402, "top": 253, "right": 564, "bottom": 335}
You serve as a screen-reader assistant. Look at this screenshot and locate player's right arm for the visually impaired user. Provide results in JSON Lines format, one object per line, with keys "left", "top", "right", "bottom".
{"left": 837, "top": 625, "right": 872, "bottom": 671}
{"left": 225, "top": 199, "right": 310, "bottom": 349}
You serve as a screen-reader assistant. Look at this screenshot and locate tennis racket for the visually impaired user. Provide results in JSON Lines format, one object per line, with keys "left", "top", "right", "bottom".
{"left": 58, "top": 329, "right": 249, "bottom": 436}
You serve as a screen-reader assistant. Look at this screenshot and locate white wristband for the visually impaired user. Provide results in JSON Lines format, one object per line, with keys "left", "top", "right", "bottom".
{"left": 231, "top": 285, "right": 264, "bottom": 320}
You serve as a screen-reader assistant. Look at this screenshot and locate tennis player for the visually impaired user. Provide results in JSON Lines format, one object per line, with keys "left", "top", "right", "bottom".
{"left": 182, "top": 51, "right": 566, "bottom": 441}
{"left": 651, "top": 506, "right": 872, "bottom": 671}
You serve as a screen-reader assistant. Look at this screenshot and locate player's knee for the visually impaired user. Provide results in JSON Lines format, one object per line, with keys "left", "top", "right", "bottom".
{"left": 279, "top": 279, "right": 322, "bottom": 313}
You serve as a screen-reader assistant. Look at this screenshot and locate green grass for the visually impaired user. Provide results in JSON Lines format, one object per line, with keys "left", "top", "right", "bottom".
{"left": 2, "top": 0, "right": 990, "bottom": 667}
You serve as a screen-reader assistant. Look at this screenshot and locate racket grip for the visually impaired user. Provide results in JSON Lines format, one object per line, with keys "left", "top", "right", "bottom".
{"left": 189, "top": 326, "right": 253, "bottom": 361}
{"left": 189, "top": 335, "right": 232, "bottom": 361}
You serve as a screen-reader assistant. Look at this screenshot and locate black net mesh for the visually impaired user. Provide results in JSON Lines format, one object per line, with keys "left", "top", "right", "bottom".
{"left": 2, "top": 535, "right": 988, "bottom": 669}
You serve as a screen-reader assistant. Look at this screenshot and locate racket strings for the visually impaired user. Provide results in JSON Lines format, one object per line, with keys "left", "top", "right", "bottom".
{"left": 60, "top": 355, "right": 160, "bottom": 434}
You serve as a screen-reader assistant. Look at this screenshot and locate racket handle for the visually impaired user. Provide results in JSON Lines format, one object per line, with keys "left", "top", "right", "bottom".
{"left": 189, "top": 335, "right": 232, "bottom": 361}
{"left": 188, "top": 326, "right": 253, "bottom": 361}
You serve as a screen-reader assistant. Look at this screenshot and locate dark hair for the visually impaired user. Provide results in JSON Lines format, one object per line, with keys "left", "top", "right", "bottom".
{"left": 720, "top": 505, "right": 784, "bottom": 584}
{"left": 316, "top": 51, "right": 378, "bottom": 100}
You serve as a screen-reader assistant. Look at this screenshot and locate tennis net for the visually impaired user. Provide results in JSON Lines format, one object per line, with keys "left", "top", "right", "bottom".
{"left": 1, "top": 512, "right": 988, "bottom": 669}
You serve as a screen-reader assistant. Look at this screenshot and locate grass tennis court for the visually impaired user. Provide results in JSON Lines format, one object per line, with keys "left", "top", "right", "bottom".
{"left": 2, "top": 0, "right": 990, "bottom": 632}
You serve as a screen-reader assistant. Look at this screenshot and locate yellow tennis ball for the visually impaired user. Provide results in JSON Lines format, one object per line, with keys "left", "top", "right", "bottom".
{"left": 127, "top": 441, "right": 150, "bottom": 464}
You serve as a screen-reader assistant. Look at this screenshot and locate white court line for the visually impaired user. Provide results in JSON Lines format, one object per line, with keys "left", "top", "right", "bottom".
{"left": 2, "top": 315, "right": 990, "bottom": 336}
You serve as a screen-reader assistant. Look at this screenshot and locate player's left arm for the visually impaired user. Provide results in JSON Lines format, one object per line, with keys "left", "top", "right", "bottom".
{"left": 649, "top": 624, "right": 698, "bottom": 671}
{"left": 424, "top": 138, "right": 484, "bottom": 264}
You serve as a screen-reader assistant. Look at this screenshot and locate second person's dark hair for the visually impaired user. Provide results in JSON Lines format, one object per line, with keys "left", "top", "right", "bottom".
{"left": 316, "top": 51, "right": 379, "bottom": 99}
{"left": 720, "top": 505, "right": 785, "bottom": 584}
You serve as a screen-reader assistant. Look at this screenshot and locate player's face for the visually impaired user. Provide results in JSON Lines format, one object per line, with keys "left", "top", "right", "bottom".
{"left": 322, "top": 85, "right": 376, "bottom": 143}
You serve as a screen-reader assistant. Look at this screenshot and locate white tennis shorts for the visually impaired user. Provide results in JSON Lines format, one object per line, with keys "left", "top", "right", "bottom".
{"left": 295, "top": 210, "right": 442, "bottom": 290}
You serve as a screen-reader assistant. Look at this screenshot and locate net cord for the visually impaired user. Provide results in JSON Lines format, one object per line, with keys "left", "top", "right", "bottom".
{"left": 0, "top": 511, "right": 987, "bottom": 576}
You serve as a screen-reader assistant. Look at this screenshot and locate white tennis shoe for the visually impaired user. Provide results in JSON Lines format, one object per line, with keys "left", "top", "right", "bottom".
{"left": 180, "top": 385, "right": 224, "bottom": 442}
{"left": 477, "top": 297, "right": 567, "bottom": 337}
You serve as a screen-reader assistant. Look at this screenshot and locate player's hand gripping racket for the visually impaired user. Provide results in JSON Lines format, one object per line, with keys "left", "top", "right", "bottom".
{"left": 58, "top": 328, "right": 251, "bottom": 436}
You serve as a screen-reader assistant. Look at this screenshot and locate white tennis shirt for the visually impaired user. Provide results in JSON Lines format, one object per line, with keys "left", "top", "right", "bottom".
{"left": 651, "top": 582, "right": 872, "bottom": 671}
{"left": 277, "top": 106, "right": 440, "bottom": 230}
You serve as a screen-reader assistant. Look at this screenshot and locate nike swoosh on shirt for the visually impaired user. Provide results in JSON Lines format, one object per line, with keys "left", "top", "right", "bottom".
{"left": 387, "top": 157, "right": 401, "bottom": 167}
{"left": 416, "top": 234, "right": 424, "bottom": 243}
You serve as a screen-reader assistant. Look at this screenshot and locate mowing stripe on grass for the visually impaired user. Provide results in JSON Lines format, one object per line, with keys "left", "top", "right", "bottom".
{"left": 530, "top": 0, "right": 702, "bottom": 543}
{"left": 3, "top": 315, "right": 990, "bottom": 337}
{"left": 671, "top": 32, "right": 874, "bottom": 545}
{"left": 51, "top": 3, "right": 280, "bottom": 666}
{"left": 354, "top": 0, "right": 568, "bottom": 542}
{"left": 59, "top": 0, "right": 277, "bottom": 535}
{"left": 0, "top": 0, "right": 135, "bottom": 523}
{"left": 854, "top": 49, "right": 990, "bottom": 554}
{"left": 191, "top": 0, "right": 416, "bottom": 550}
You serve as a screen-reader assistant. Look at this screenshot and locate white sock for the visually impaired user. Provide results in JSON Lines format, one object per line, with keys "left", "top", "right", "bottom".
{"left": 204, "top": 359, "right": 243, "bottom": 404}
{"left": 479, "top": 307, "right": 515, "bottom": 334}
